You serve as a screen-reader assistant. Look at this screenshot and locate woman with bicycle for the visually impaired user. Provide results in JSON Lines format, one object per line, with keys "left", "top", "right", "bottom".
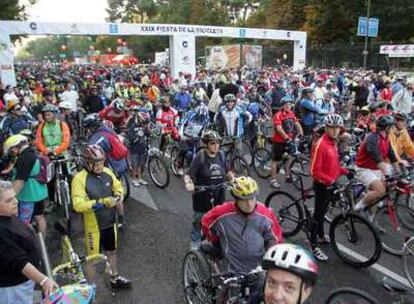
{"left": 183, "top": 130, "right": 233, "bottom": 249}
{"left": 310, "top": 114, "right": 349, "bottom": 261}
{"left": 71, "top": 145, "right": 132, "bottom": 290}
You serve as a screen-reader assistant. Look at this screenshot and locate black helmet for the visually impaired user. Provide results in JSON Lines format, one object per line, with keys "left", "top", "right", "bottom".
{"left": 202, "top": 130, "right": 222, "bottom": 144}
{"left": 82, "top": 113, "right": 102, "bottom": 129}
{"left": 376, "top": 115, "right": 395, "bottom": 130}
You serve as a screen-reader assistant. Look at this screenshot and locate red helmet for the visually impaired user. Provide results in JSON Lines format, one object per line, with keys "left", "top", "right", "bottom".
{"left": 82, "top": 144, "right": 106, "bottom": 170}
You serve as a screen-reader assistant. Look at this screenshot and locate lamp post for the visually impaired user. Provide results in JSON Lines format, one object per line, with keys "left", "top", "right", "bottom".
{"left": 362, "top": 0, "right": 371, "bottom": 69}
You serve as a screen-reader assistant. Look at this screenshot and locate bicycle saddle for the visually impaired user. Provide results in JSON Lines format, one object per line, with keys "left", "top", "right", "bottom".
{"left": 382, "top": 276, "right": 413, "bottom": 294}
{"left": 54, "top": 218, "right": 69, "bottom": 236}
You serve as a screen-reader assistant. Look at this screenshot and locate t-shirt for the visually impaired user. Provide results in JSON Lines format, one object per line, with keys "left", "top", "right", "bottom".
{"left": 189, "top": 150, "right": 229, "bottom": 212}
{"left": 272, "top": 110, "right": 298, "bottom": 143}
{"left": 13, "top": 147, "right": 48, "bottom": 202}
{"left": 0, "top": 216, "right": 41, "bottom": 287}
{"left": 60, "top": 90, "right": 79, "bottom": 112}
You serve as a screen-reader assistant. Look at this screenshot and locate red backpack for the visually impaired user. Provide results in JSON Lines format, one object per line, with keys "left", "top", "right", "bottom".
{"left": 99, "top": 130, "right": 128, "bottom": 160}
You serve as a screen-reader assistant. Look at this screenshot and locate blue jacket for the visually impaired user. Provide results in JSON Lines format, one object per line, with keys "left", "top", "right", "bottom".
{"left": 300, "top": 98, "right": 327, "bottom": 126}
{"left": 174, "top": 92, "right": 192, "bottom": 111}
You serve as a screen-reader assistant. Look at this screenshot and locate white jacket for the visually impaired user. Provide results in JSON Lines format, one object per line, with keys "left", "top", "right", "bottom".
{"left": 391, "top": 88, "right": 412, "bottom": 114}
{"left": 208, "top": 88, "right": 222, "bottom": 114}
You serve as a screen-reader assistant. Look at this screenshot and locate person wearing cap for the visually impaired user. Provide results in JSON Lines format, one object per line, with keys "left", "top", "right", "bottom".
{"left": 298, "top": 88, "right": 328, "bottom": 135}
{"left": 0, "top": 180, "right": 57, "bottom": 303}
{"left": 262, "top": 243, "right": 318, "bottom": 304}
{"left": 0, "top": 100, "right": 34, "bottom": 143}
{"left": 174, "top": 85, "right": 192, "bottom": 115}
{"left": 59, "top": 84, "right": 79, "bottom": 112}
{"left": 3, "top": 135, "right": 48, "bottom": 236}
{"left": 201, "top": 176, "right": 283, "bottom": 302}
{"left": 270, "top": 96, "right": 303, "bottom": 189}
{"left": 265, "top": 79, "right": 286, "bottom": 114}
{"left": 84, "top": 86, "right": 107, "bottom": 114}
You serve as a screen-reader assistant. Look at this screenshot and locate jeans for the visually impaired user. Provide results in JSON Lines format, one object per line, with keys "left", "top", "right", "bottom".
{"left": 190, "top": 212, "right": 205, "bottom": 246}
{"left": 0, "top": 280, "right": 34, "bottom": 304}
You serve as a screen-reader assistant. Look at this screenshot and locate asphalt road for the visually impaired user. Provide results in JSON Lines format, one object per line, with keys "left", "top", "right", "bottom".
{"left": 45, "top": 167, "right": 414, "bottom": 304}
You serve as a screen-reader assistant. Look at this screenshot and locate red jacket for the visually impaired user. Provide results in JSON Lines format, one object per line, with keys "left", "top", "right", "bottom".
{"left": 310, "top": 133, "right": 348, "bottom": 185}
{"left": 272, "top": 110, "right": 299, "bottom": 143}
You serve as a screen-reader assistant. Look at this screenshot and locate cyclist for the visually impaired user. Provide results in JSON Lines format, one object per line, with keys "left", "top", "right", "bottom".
{"left": 174, "top": 85, "right": 192, "bottom": 116}
{"left": 270, "top": 96, "right": 303, "bottom": 189}
{"left": 35, "top": 104, "right": 71, "bottom": 157}
{"left": 298, "top": 87, "right": 328, "bottom": 135}
{"left": 310, "top": 114, "right": 349, "bottom": 261}
{"left": 71, "top": 144, "right": 132, "bottom": 290}
{"left": 3, "top": 135, "right": 48, "bottom": 236}
{"left": 389, "top": 112, "right": 414, "bottom": 163}
{"left": 354, "top": 115, "right": 401, "bottom": 217}
{"left": 156, "top": 97, "right": 180, "bottom": 153}
{"left": 201, "top": 176, "right": 283, "bottom": 302}
{"left": 98, "top": 98, "right": 129, "bottom": 131}
{"left": 262, "top": 243, "right": 318, "bottom": 304}
{"left": 184, "top": 130, "right": 233, "bottom": 249}
{"left": 214, "top": 93, "right": 252, "bottom": 139}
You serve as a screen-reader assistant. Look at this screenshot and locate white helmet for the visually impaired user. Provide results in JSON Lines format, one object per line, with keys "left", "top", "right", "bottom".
{"left": 58, "top": 101, "right": 72, "bottom": 110}
{"left": 262, "top": 244, "right": 318, "bottom": 285}
{"left": 323, "top": 113, "right": 344, "bottom": 128}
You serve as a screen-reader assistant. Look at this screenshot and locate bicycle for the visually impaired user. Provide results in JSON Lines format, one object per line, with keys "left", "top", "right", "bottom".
{"left": 265, "top": 168, "right": 382, "bottom": 268}
{"left": 171, "top": 137, "right": 201, "bottom": 176}
{"left": 45, "top": 218, "right": 114, "bottom": 303}
{"left": 147, "top": 132, "right": 170, "bottom": 189}
{"left": 182, "top": 245, "right": 264, "bottom": 304}
{"left": 221, "top": 136, "right": 250, "bottom": 176}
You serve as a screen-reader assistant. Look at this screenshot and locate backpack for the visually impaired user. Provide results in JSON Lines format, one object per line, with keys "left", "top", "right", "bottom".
{"left": 35, "top": 154, "right": 53, "bottom": 184}
{"left": 99, "top": 130, "right": 129, "bottom": 160}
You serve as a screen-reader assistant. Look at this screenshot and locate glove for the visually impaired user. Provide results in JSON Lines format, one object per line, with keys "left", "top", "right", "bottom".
{"left": 102, "top": 197, "right": 117, "bottom": 208}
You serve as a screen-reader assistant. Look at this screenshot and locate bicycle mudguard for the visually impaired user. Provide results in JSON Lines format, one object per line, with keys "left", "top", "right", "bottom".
{"left": 42, "top": 283, "right": 96, "bottom": 304}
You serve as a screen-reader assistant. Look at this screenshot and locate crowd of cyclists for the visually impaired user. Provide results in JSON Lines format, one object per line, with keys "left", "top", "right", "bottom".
{"left": 0, "top": 62, "right": 413, "bottom": 303}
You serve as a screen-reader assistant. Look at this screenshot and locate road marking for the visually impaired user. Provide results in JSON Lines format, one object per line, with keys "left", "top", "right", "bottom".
{"left": 337, "top": 243, "right": 412, "bottom": 289}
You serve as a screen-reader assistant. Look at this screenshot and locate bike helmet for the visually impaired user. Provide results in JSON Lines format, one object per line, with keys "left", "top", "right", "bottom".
{"left": 41, "top": 103, "right": 57, "bottom": 113}
{"left": 376, "top": 115, "right": 395, "bottom": 130}
{"left": 224, "top": 93, "right": 236, "bottom": 102}
{"left": 82, "top": 144, "right": 106, "bottom": 167}
{"left": 360, "top": 106, "right": 370, "bottom": 114}
{"left": 112, "top": 98, "right": 126, "bottom": 111}
{"left": 58, "top": 101, "right": 72, "bottom": 110}
{"left": 82, "top": 113, "right": 102, "bottom": 129}
{"left": 280, "top": 95, "right": 294, "bottom": 105}
{"left": 394, "top": 112, "right": 407, "bottom": 122}
{"left": 202, "top": 130, "right": 222, "bottom": 144}
{"left": 231, "top": 176, "right": 259, "bottom": 200}
{"left": 262, "top": 243, "right": 318, "bottom": 285}
{"left": 3, "top": 134, "right": 28, "bottom": 154}
{"left": 368, "top": 102, "right": 379, "bottom": 113}
{"left": 6, "top": 99, "right": 21, "bottom": 112}
{"left": 323, "top": 114, "right": 344, "bottom": 127}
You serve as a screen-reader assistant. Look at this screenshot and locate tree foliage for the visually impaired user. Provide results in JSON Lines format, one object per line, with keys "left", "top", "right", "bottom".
{"left": 0, "top": 0, "right": 37, "bottom": 21}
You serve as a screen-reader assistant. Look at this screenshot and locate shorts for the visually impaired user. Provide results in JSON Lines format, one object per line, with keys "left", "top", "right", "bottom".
{"left": 129, "top": 152, "right": 147, "bottom": 167}
{"left": 355, "top": 165, "right": 392, "bottom": 188}
{"left": 86, "top": 225, "right": 117, "bottom": 255}
{"left": 0, "top": 280, "right": 34, "bottom": 304}
{"left": 271, "top": 142, "right": 288, "bottom": 161}
{"left": 18, "top": 200, "right": 45, "bottom": 225}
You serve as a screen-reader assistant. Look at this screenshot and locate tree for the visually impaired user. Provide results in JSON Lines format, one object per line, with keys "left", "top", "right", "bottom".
{"left": 0, "top": 0, "right": 37, "bottom": 21}
{"left": 106, "top": 0, "right": 160, "bottom": 23}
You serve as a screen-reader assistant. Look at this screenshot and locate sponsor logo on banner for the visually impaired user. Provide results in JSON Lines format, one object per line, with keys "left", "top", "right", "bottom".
{"left": 70, "top": 23, "right": 80, "bottom": 34}
{"left": 1, "top": 64, "right": 13, "bottom": 70}
{"left": 182, "top": 55, "right": 190, "bottom": 64}
{"left": 29, "top": 22, "right": 37, "bottom": 31}
{"left": 287, "top": 32, "right": 291, "bottom": 38}
{"left": 239, "top": 28, "right": 246, "bottom": 38}
{"left": 109, "top": 24, "right": 119, "bottom": 34}
{"left": 182, "top": 41, "right": 188, "bottom": 48}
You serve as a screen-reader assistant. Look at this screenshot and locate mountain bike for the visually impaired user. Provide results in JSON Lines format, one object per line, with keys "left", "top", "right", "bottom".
{"left": 265, "top": 168, "right": 381, "bottom": 268}
{"left": 182, "top": 245, "right": 264, "bottom": 304}
{"left": 221, "top": 136, "right": 250, "bottom": 176}
{"left": 171, "top": 137, "right": 201, "bottom": 176}
{"left": 44, "top": 219, "right": 113, "bottom": 303}
{"left": 147, "top": 138, "right": 170, "bottom": 189}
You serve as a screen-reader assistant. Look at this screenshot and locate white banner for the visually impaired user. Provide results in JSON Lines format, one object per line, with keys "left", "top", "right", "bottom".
{"left": 0, "top": 35, "right": 16, "bottom": 87}
{"left": 170, "top": 35, "right": 195, "bottom": 78}
{"left": 380, "top": 44, "right": 414, "bottom": 57}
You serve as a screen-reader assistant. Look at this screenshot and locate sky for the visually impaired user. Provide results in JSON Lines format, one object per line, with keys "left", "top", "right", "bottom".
{"left": 23, "top": 0, "right": 109, "bottom": 23}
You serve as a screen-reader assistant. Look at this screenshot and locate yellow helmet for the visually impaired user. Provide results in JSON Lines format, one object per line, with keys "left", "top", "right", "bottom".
{"left": 3, "top": 134, "right": 28, "bottom": 154}
{"left": 6, "top": 99, "right": 20, "bottom": 112}
{"left": 231, "top": 176, "right": 259, "bottom": 200}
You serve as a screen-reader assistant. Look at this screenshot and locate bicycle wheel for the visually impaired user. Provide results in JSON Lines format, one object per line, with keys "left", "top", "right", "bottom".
{"left": 182, "top": 249, "right": 213, "bottom": 304}
{"left": 120, "top": 174, "right": 130, "bottom": 201}
{"left": 252, "top": 148, "right": 271, "bottom": 179}
{"left": 330, "top": 213, "right": 381, "bottom": 268}
{"left": 403, "top": 237, "right": 414, "bottom": 288}
{"left": 373, "top": 204, "right": 414, "bottom": 256}
{"left": 231, "top": 156, "right": 250, "bottom": 176}
{"left": 170, "top": 146, "right": 181, "bottom": 176}
{"left": 265, "top": 191, "right": 303, "bottom": 238}
{"left": 148, "top": 155, "right": 170, "bottom": 189}
{"left": 241, "top": 140, "right": 253, "bottom": 166}
{"left": 326, "top": 287, "right": 379, "bottom": 304}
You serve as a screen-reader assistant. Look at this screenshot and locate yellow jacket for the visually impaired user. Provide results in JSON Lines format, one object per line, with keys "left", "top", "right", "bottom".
{"left": 71, "top": 167, "right": 123, "bottom": 232}
{"left": 389, "top": 128, "right": 414, "bottom": 160}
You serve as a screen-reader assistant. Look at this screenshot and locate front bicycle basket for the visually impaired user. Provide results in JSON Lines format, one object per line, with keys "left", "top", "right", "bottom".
{"left": 43, "top": 283, "right": 96, "bottom": 304}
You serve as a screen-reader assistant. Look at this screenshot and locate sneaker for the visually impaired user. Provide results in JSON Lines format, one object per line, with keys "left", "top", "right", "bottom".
{"left": 318, "top": 235, "right": 331, "bottom": 244}
{"left": 110, "top": 274, "right": 132, "bottom": 289}
{"left": 190, "top": 240, "right": 201, "bottom": 250}
{"left": 312, "top": 247, "right": 329, "bottom": 261}
{"left": 117, "top": 216, "right": 127, "bottom": 230}
{"left": 270, "top": 179, "right": 281, "bottom": 189}
{"left": 139, "top": 179, "right": 148, "bottom": 186}
{"left": 132, "top": 179, "right": 140, "bottom": 187}
{"left": 177, "top": 168, "right": 184, "bottom": 176}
